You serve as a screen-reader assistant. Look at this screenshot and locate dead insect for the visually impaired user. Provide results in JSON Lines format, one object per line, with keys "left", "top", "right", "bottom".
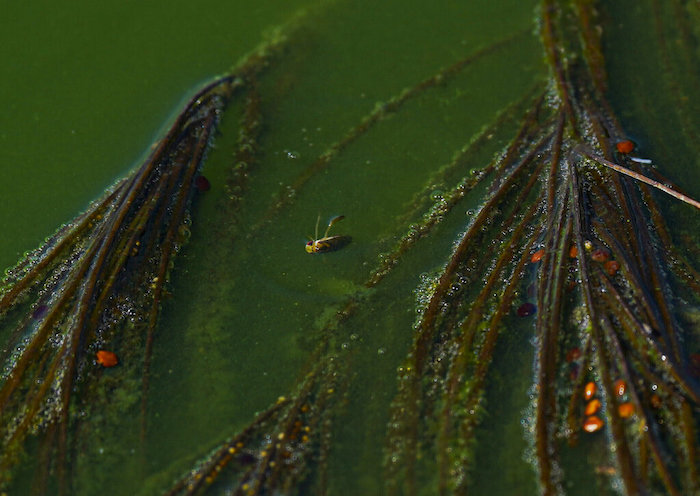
{"left": 305, "top": 215, "right": 352, "bottom": 254}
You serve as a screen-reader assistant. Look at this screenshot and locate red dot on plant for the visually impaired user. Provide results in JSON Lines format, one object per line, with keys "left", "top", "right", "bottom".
{"left": 516, "top": 302, "right": 536, "bottom": 317}
{"left": 195, "top": 175, "right": 211, "bottom": 192}
{"left": 32, "top": 305, "right": 48, "bottom": 319}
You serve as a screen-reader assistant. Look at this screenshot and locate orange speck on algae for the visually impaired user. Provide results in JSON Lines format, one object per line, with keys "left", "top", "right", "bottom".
{"left": 618, "top": 402, "right": 635, "bottom": 418}
{"left": 96, "top": 350, "right": 119, "bottom": 367}
{"left": 616, "top": 140, "right": 635, "bottom": 154}
{"left": 614, "top": 379, "right": 626, "bottom": 397}
{"left": 590, "top": 248, "right": 610, "bottom": 262}
{"left": 566, "top": 347, "right": 581, "bottom": 363}
{"left": 690, "top": 353, "right": 700, "bottom": 377}
{"left": 569, "top": 245, "right": 578, "bottom": 258}
{"left": 583, "top": 416, "right": 604, "bottom": 433}
{"left": 531, "top": 249, "right": 545, "bottom": 263}
{"left": 584, "top": 399, "right": 601, "bottom": 416}
{"left": 605, "top": 260, "right": 620, "bottom": 276}
{"left": 584, "top": 381, "right": 596, "bottom": 401}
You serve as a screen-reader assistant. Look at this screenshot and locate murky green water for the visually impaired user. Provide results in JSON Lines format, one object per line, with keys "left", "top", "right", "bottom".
{"left": 0, "top": 0, "right": 312, "bottom": 271}
{"left": 1, "top": 0, "right": 698, "bottom": 494}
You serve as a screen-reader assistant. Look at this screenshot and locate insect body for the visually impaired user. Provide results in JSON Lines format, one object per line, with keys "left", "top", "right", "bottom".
{"left": 305, "top": 215, "right": 351, "bottom": 254}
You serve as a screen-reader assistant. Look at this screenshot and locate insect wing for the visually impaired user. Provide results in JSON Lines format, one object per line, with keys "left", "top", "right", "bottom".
{"left": 314, "top": 235, "right": 352, "bottom": 253}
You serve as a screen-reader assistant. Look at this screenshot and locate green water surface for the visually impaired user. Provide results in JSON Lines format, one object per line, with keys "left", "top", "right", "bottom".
{"left": 1, "top": 0, "right": 698, "bottom": 494}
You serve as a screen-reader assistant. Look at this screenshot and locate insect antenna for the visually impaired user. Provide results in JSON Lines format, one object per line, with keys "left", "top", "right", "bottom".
{"left": 324, "top": 215, "right": 345, "bottom": 237}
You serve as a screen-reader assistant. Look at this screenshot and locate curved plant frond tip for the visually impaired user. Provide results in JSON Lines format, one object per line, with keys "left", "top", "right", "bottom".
{"left": 165, "top": 341, "right": 343, "bottom": 496}
{"left": 1, "top": 0, "right": 700, "bottom": 495}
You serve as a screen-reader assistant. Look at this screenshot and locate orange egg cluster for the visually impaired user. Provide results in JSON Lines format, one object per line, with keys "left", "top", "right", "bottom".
{"left": 580, "top": 376, "right": 636, "bottom": 433}
{"left": 586, "top": 244, "right": 621, "bottom": 276}
{"left": 582, "top": 381, "right": 604, "bottom": 433}
{"left": 582, "top": 380, "right": 604, "bottom": 433}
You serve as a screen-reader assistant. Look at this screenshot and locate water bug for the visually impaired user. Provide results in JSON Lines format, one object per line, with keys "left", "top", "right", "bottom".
{"left": 305, "top": 215, "right": 351, "bottom": 254}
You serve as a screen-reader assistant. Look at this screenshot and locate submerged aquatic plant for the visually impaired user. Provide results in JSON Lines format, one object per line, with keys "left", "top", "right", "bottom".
{"left": 1, "top": 0, "right": 699, "bottom": 495}
{"left": 0, "top": 32, "right": 289, "bottom": 493}
{"left": 0, "top": 75, "right": 235, "bottom": 491}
